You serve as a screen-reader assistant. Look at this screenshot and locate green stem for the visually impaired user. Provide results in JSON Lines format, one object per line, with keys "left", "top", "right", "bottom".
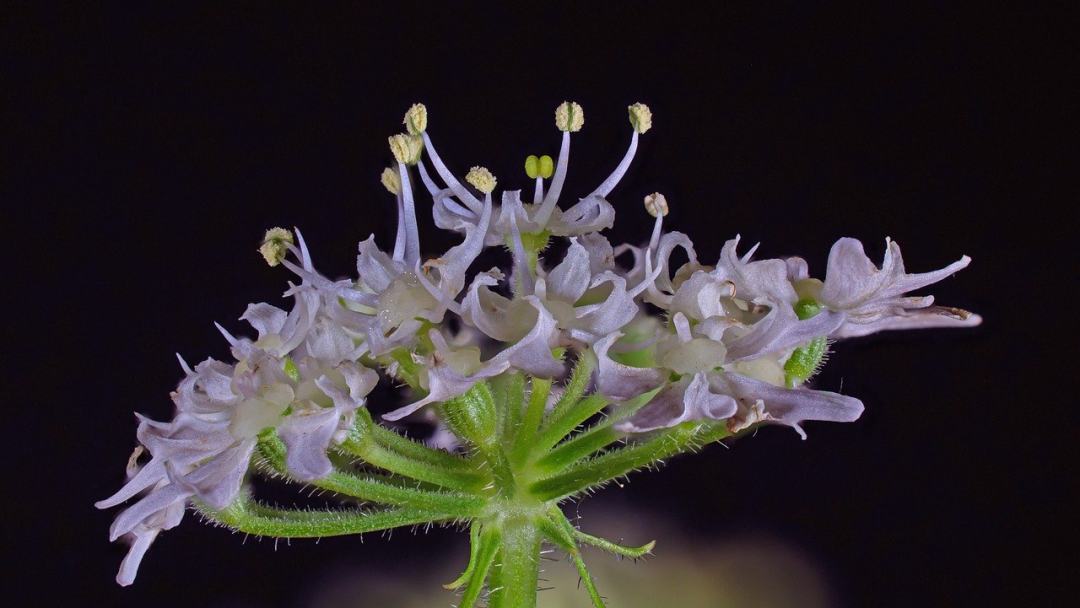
{"left": 487, "top": 518, "right": 542, "bottom": 608}
{"left": 529, "top": 422, "right": 730, "bottom": 501}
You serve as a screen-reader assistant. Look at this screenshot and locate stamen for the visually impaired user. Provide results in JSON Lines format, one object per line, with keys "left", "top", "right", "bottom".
{"left": 643, "top": 251, "right": 672, "bottom": 306}
{"left": 403, "top": 103, "right": 427, "bottom": 135}
{"left": 628, "top": 245, "right": 665, "bottom": 298}
{"left": 592, "top": 131, "right": 639, "bottom": 198}
{"left": 628, "top": 102, "right": 653, "bottom": 134}
{"left": 536, "top": 131, "right": 572, "bottom": 224}
{"left": 398, "top": 163, "right": 421, "bottom": 265}
{"left": 388, "top": 133, "right": 422, "bottom": 166}
{"left": 465, "top": 166, "right": 497, "bottom": 194}
{"left": 258, "top": 227, "right": 294, "bottom": 267}
{"left": 420, "top": 132, "right": 484, "bottom": 214}
{"left": 380, "top": 167, "right": 401, "bottom": 195}
{"left": 508, "top": 199, "right": 535, "bottom": 295}
{"left": 382, "top": 167, "right": 407, "bottom": 262}
{"left": 414, "top": 260, "right": 463, "bottom": 315}
{"left": 644, "top": 192, "right": 668, "bottom": 254}
{"left": 644, "top": 192, "right": 669, "bottom": 218}
{"left": 392, "top": 189, "right": 406, "bottom": 262}
{"left": 416, "top": 160, "right": 439, "bottom": 196}
{"left": 591, "top": 103, "right": 653, "bottom": 198}
{"left": 555, "top": 101, "right": 584, "bottom": 133}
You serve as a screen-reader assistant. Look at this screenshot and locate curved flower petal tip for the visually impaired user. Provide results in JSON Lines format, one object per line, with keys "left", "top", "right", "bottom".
{"left": 716, "top": 373, "right": 864, "bottom": 439}
{"left": 593, "top": 332, "right": 665, "bottom": 401}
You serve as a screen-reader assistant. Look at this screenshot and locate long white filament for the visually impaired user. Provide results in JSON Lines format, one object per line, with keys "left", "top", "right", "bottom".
{"left": 533, "top": 177, "right": 544, "bottom": 205}
{"left": 397, "top": 162, "right": 421, "bottom": 266}
{"left": 508, "top": 200, "right": 535, "bottom": 296}
{"left": 648, "top": 212, "right": 664, "bottom": 254}
{"left": 420, "top": 132, "right": 483, "bottom": 214}
{"left": 391, "top": 191, "right": 406, "bottom": 262}
{"left": 591, "top": 130, "right": 639, "bottom": 198}
{"left": 535, "top": 131, "right": 571, "bottom": 225}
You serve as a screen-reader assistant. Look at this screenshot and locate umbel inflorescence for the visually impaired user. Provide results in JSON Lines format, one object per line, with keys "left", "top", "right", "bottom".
{"left": 97, "top": 101, "right": 980, "bottom": 606}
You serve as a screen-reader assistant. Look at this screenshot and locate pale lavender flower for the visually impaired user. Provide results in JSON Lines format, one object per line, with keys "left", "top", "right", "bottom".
{"left": 818, "top": 237, "right": 981, "bottom": 338}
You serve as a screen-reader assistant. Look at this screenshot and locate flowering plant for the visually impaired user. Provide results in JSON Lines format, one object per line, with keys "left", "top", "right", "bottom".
{"left": 97, "top": 101, "right": 979, "bottom": 606}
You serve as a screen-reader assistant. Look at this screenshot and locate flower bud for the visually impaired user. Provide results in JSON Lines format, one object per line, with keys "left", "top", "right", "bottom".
{"left": 259, "top": 227, "right": 294, "bottom": 267}
{"left": 403, "top": 103, "right": 427, "bottom": 135}
{"left": 465, "top": 166, "right": 497, "bottom": 193}
{"left": 388, "top": 133, "right": 423, "bottom": 165}
{"left": 644, "top": 192, "right": 668, "bottom": 217}
{"left": 524, "top": 154, "right": 555, "bottom": 179}
{"left": 380, "top": 167, "right": 401, "bottom": 195}
{"left": 555, "top": 101, "right": 584, "bottom": 132}
{"left": 628, "top": 102, "right": 653, "bottom": 134}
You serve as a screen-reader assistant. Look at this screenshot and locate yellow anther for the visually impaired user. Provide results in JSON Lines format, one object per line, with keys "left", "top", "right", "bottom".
{"left": 644, "top": 192, "right": 669, "bottom": 217}
{"left": 555, "top": 101, "right": 584, "bottom": 132}
{"left": 380, "top": 167, "right": 401, "bottom": 195}
{"left": 404, "top": 103, "right": 427, "bottom": 135}
{"left": 388, "top": 133, "right": 423, "bottom": 165}
{"left": 259, "top": 227, "right": 294, "bottom": 267}
{"left": 628, "top": 102, "right": 653, "bottom": 134}
{"left": 465, "top": 166, "right": 497, "bottom": 194}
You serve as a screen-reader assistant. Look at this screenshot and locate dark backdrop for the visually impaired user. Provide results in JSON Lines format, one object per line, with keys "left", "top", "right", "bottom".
{"left": 6, "top": 3, "right": 1073, "bottom": 606}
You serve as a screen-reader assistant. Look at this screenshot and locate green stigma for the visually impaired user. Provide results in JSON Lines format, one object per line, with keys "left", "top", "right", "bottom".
{"left": 524, "top": 154, "right": 554, "bottom": 179}
{"left": 784, "top": 298, "right": 829, "bottom": 388}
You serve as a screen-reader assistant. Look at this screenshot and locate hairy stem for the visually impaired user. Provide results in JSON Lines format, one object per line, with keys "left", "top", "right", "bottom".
{"left": 487, "top": 518, "right": 542, "bottom": 608}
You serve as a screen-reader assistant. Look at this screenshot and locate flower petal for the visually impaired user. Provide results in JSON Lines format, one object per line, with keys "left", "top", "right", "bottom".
{"left": 593, "top": 332, "right": 665, "bottom": 401}
{"left": 713, "top": 372, "right": 864, "bottom": 439}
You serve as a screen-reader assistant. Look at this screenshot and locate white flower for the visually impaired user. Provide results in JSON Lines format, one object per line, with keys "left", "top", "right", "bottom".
{"left": 819, "top": 237, "right": 981, "bottom": 337}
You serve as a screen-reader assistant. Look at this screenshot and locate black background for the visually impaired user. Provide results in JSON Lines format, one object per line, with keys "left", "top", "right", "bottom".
{"left": 5, "top": 3, "right": 1074, "bottom": 606}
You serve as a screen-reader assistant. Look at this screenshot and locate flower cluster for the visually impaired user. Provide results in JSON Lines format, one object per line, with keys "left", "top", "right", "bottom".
{"left": 97, "top": 101, "right": 980, "bottom": 588}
